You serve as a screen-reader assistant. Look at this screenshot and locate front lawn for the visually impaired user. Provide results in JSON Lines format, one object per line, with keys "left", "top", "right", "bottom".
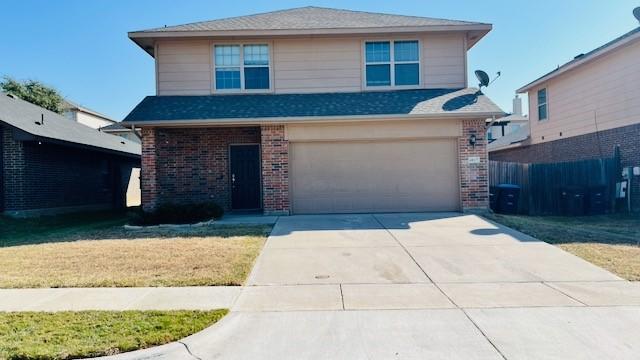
{"left": 0, "top": 310, "right": 227, "bottom": 360}
{"left": 0, "top": 213, "right": 271, "bottom": 288}
{"left": 0, "top": 211, "right": 130, "bottom": 247}
{"left": 484, "top": 213, "right": 640, "bottom": 280}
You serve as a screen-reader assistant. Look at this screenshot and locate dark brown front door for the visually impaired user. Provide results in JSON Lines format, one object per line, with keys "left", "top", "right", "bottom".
{"left": 230, "top": 144, "right": 261, "bottom": 210}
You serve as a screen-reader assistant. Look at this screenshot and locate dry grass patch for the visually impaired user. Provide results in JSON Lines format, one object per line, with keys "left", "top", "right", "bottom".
{"left": 0, "top": 226, "right": 270, "bottom": 288}
{"left": 559, "top": 243, "right": 640, "bottom": 281}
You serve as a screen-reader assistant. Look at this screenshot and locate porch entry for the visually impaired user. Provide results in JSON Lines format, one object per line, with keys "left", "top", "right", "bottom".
{"left": 230, "top": 144, "right": 261, "bottom": 210}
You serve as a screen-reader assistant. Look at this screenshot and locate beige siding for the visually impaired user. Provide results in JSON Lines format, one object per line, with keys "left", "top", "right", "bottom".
{"left": 286, "top": 119, "right": 462, "bottom": 141}
{"left": 273, "top": 38, "right": 362, "bottom": 93}
{"left": 75, "top": 112, "right": 114, "bottom": 129}
{"left": 528, "top": 40, "right": 640, "bottom": 144}
{"left": 423, "top": 33, "right": 466, "bottom": 89}
{"left": 156, "top": 40, "right": 211, "bottom": 95}
{"left": 155, "top": 34, "right": 468, "bottom": 95}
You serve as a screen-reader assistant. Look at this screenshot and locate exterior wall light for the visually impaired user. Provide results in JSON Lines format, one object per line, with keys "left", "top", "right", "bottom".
{"left": 469, "top": 134, "right": 477, "bottom": 147}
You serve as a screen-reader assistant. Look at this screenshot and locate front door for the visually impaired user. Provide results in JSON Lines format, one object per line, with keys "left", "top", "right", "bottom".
{"left": 230, "top": 144, "right": 261, "bottom": 210}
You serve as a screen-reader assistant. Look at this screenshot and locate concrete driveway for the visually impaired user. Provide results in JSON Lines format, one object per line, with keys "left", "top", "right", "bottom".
{"left": 106, "top": 213, "right": 640, "bottom": 360}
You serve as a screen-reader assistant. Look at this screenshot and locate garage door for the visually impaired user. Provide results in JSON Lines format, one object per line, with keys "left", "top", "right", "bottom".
{"left": 290, "top": 138, "right": 460, "bottom": 214}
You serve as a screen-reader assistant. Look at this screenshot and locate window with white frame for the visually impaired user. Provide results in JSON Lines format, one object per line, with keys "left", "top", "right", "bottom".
{"left": 537, "top": 88, "right": 548, "bottom": 120}
{"left": 365, "top": 40, "right": 420, "bottom": 87}
{"left": 214, "top": 44, "right": 270, "bottom": 91}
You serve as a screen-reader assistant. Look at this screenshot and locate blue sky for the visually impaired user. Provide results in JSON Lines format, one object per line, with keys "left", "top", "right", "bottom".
{"left": 1, "top": 1, "right": 638, "bottom": 120}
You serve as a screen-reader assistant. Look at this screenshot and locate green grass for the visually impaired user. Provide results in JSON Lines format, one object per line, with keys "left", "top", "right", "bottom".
{"left": 484, "top": 213, "right": 640, "bottom": 280}
{"left": 0, "top": 310, "right": 227, "bottom": 360}
{"left": 0, "top": 211, "right": 131, "bottom": 247}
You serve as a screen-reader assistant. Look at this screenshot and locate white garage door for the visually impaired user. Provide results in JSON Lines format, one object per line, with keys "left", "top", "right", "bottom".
{"left": 290, "top": 138, "right": 460, "bottom": 214}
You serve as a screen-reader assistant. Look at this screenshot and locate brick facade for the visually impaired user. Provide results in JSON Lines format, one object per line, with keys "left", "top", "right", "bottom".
{"left": 141, "top": 126, "right": 261, "bottom": 212}
{"left": 490, "top": 123, "right": 640, "bottom": 211}
{"left": 140, "top": 128, "right": 158, "bottom": 212}
{"left": 459, "top": 119, "right": 489, "bottom": 211}
{"left": 260, "top": 125, "right": 290, "bottom": 215}
{"left": 140, "top": 121, "right": 488, "bottom": 215}
{"left": 1, "top": 126, "right": 137, "bottom": 215}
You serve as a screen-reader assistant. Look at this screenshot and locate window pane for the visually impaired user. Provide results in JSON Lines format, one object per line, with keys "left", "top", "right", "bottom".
{"left": 394, "top": 41, "right": 419, "bottom": 62}
{"left": 215, "top": 68, "right": 240, "bottom": 89}
{"left": 538, "top": 104, "right": 547, "bottom": 120}
{"left": 215, "top": 45, "right": 240, "bottom": 66}
{"left": 395, "top": 63, "right": 419, "bottom": 85}
{"left": 365, "top": 42, "right": 390, "bottom": 63}
{"left": 366, "top": 64, "right": 391, "bottom": 86}
{"left": 244, "top": 67, "right": 269, "bottom": 89}
{"left": 537, "top": 88, "right": 547, "bottom": 104}
{"left": 244, "top": 44, "right": 269, "bottom": 66}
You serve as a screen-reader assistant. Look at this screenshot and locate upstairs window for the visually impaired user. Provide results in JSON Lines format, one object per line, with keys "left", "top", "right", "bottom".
{"left": 537, "top": 88, "right": 548, "bottom": 120}
{"left": 365, "top": 40, "right": 419, "bottom": 88}
{"left": 214, "top": 44, "right": 270, "bottom": 91}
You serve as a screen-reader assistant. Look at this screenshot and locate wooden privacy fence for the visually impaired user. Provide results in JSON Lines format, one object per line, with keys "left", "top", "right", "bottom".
{"left": 489, "top": 155, "right": 620, "bottom": 215}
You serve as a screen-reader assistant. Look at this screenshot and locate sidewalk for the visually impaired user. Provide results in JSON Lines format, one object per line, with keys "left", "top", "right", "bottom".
{"left": 0, "top": 286, "right": 240, "bottom": 312}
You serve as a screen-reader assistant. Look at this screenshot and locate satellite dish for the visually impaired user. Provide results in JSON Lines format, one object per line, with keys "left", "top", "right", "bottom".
{"left": 634, "top": 7, "right": 640, "bottom": 23}
{"left": 475, "top": 70, "right": 490, "bottom": 88}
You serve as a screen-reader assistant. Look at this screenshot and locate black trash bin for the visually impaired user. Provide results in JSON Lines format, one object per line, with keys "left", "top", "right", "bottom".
{"left": 495, "top": 184, "right": 520, "bottom": 214}
{"left": 587, "top": 185, "right": 607, "bottom": 215}
{"left": 489, "top": 186, "right": 499, "bottom": 212}
{"left": 560, "top": 186, "right": 586, "bottom": 216}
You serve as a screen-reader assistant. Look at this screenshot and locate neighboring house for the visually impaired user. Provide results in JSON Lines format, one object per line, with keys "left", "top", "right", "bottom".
{"left": 100, "top": 122, "right": 141, "bottom": 143}
{"left": 123, "top": 6, "right": 503, "bottom": 215}
{"left": 62, "top": 99, "right": 116, "bottom": 129}
{"left": 0, "top": 93, "right": 141, "bottom": 217}
{"left": 489, "top": 24, "right": 640, "bottom": 212}
{"left": 487, "top": 95, "right": 528, "bottom": 143}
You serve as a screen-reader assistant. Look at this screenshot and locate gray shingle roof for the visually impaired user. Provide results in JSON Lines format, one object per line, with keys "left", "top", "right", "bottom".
{"left": 137, "top": 6, "right": 486, "bottom": 33}
{"left": 0, "top": 93, "right": 140, "bottom": 157}
{"left": 123, "top": 88, "right": 503, "bottom": 124}
{"left": 100, "top": 122, "right": 130, "bottom": 131}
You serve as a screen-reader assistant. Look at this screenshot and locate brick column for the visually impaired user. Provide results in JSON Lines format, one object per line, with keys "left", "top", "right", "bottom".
{"left": 1, "top": 129, "right": 26, "bottom": 211}
{"left": 459, "top": 119, "right": 489, "bottom": 212}
{"left": 261, "top": 125, "right": 290, "bottom": 215}
{"left": 140, "top": 127, "right": 159, "bottom": 212}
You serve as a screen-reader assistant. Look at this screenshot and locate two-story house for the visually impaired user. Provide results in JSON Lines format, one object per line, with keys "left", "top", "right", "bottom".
{"left": 489, "top": 23, "right": 640, "bottom": 212}
{"left": 122, "top": 6, "right": 503, "bottom": 215}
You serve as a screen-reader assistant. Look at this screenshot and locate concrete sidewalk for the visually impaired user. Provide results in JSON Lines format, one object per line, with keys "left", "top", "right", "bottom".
{"left": 0, "top": 286, "right": 240, "bottom": 311}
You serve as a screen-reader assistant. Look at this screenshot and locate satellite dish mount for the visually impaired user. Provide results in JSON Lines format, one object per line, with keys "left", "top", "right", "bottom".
{"left": 475, "top": 70, "right": 501, "bottom": 92}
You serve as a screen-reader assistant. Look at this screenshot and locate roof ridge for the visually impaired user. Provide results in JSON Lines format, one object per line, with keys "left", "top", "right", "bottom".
{"left": 134, "top": 6, "right": 487, "bottom": 33}
{"left": 518, "top": 26, "right": 640, "bottom": 92}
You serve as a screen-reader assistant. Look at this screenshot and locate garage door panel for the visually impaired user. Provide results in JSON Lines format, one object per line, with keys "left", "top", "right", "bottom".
{"left": 290, "top": 139, "right": 460, "bottom": 214}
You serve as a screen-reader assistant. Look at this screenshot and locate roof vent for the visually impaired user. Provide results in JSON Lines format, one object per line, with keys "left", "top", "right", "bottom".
{"left": 6, "top": 93, "right": 15, "bottom": 99}
{"left": 574, "top": 53, "right": 585, "bottom": 59}
{"left": 120, "top": 141, "right": 126, "bottom": 145}
{"left": 34, "top": 114, "right": 44, "bottom": 126}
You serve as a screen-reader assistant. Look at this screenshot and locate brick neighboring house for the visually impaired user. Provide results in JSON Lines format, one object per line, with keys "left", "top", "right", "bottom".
{"left": 123, "top": 7, "right": 503, "bottom": 215}
{"left": 0, "top": 93, "right": 141, "bottom": 216}
{"left": 489, "top": 25, "right": 640, "bottom": 212}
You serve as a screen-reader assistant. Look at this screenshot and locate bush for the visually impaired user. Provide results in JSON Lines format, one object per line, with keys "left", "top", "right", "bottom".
{"left": 130, "top": 202, "right": 224, "bottom": 226}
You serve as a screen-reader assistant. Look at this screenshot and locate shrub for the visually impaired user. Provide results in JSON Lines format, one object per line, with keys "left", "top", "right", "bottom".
{"left": 130, "top": 202, "right": 224, "bottom": 226}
